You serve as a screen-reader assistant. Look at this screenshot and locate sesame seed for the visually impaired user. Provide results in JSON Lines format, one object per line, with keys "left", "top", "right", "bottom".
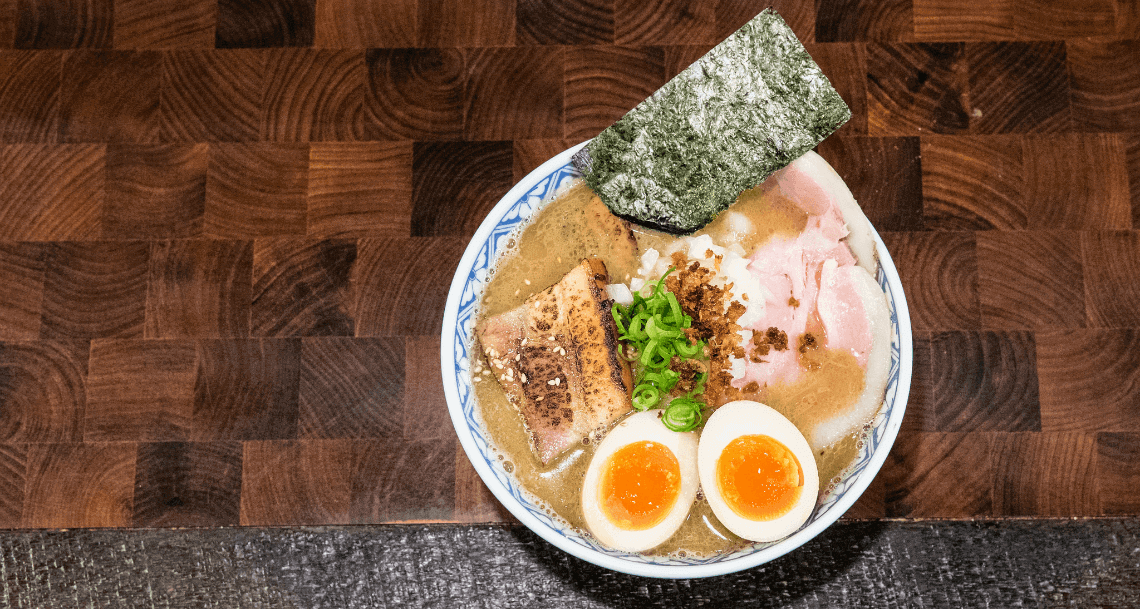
{"left": 520, "top": 373, "right": 527, "bottom": 383}
{"left": 515, "top": 354, "right": 521, "bottom": 361}
{"left": 524, "top": 279, "right": 531, "bottom": 285}
{"left": 536, "top": 396, "right": 543, "bottom": 401}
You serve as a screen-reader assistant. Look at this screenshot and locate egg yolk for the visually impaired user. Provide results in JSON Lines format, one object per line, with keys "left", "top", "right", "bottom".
{"left": 600, "top": 441, "right": 681, "bottom": 531}
{"left": 716, "top": 434, "right": 804, "bottom": 521}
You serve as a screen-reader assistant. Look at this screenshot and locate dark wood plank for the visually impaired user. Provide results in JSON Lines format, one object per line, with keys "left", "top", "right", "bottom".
{"left": 912, "top": 0, "right": 1013, "bottom": 41}
{"left": 464, "top": 47, "right": 563, "bottom": 141}
{"left": 0, "top": 50, "right": 58, "bottom": 142}
{"left": 1129, "top": 134, "right": 1140, "bottom": 229}
{"left": 454, "top": 446, "right": 518, "bottom": 524}
{"left": 103, "top": 143, "right": 207, "bottom": 239}
{"left": 161, "top": 49, "right": 267, "bottom": 142}
{"left": 866, "top": 42, "right": 969, "bottom": 135}
{"left": 352, "top": 237, "right": 464, "bottom": 336}
{"left": 299, "top": 336, "right": 402, "bottom": 439}
{"left": 14, "top": 0, "right": 113, "bottom": 49}
{"left": 966, "top": 41, "right": 1069, "bottom": 134}
{"left": 814, "top": 136, "right": 924, "bottom": 231}
{"left": 307, "top": 141, "right": 412, "bottom": 238}
{"left": 132, "top": 441, "right": 243, "bottom": 526}
{"left": 145, "top": 239, "right": 252, "bottom": 339}
{"left": 517, "top": 0, "right": 613, "bottom": 45}
{"left": 563, "top": 46, "right": 664, "bottom": 143}
{"left": 717, "top": 0, "right": 815, "bottom": 44}
{"left": 992, "top": 432, "right": 1098, "bottom": 517}
{"left": 411, "top": 141, "right": 512, "bottom": 237}
{"left": 512, "top": 139, "right": 573, "bottom": 182}
{"left": 879, "top": 232, "right": 980, "bottom": 332}
{"left": 314, "top": 0, "right": 415, "bottom": 48}
{"left": 216, "top": 0, "right": 314, "bottom": 48}
{"left": 1023, "top": 134, "right": 1130, "bottom": 230}
{"left": 113, "top": 0, "right": 215, "bottom": 49}
{"left": 85, "top": 338, "right": 196, "bottom": 441}
{"left": 977, "top": 230, "right": 1084, "bottom": 329}
{"left": 0, "top": 445, "right": 25, "bottom": 527}
{"left": 59, "top": 50, "right": 161, "bottom": 143}
{"left": 1068, "top": 39, "right": 1140, "bottom": 133}
{"left": 205, "top": 142, "right": 309, "bottom": 238}
{"left": 1038, "top": 329, "right": 1140, "bottom": 433}
{"left": 0, "top": 339, "right": 87, "bottom": 443}
{"left": 251, "top": 238, "right": 357, "bottom": 337}
{"left": 899, "top": 332, "right": 933, "bottom": 432}
{"left": 364, "top": 48, "right": 464, "bottom": 141}
{"left": 41, "top": 241, "right": 148, "bottom": 339}
{"left": 23, "top": 442, "right": 135, "bottom": 527}
{"left": 1014, "top": 0, "right": 1114, "bottom": 39}
{"left": 192, "top": 338, "right": 300, "bottom": 440}
{"left": 349, "top": 436, "right": 456, "bottom": 523}
{"left": 927, "top": 330, "right": 1040, "bottom": 432}
{"left": 241, "top": 439, "right": 353, "bottom": 525}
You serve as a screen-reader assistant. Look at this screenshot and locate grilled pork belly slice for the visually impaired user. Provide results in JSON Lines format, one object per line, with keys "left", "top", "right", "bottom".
{"left": 477, "top": 258, "right": 633, "bottom": 464}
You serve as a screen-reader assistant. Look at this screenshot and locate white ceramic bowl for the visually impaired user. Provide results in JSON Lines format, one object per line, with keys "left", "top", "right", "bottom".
{"left": 441, "top": 141, "right": 913, "bottom": 579}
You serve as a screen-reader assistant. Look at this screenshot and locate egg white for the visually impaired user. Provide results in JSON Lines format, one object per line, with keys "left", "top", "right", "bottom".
{"left": 581, "top": 410, "right": 699, "bottom": 553}
{"left": 698, "top": 400, "right": 819, "bottom": 542}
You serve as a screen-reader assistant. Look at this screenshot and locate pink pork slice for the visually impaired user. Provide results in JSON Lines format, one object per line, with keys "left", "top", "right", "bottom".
{"left": 477, "top": 258, "right": 633, "bottom": 464}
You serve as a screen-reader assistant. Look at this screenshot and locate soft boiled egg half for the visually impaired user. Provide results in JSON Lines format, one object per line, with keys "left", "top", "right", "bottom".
{"left": 581, "top": 410, "right": 699, "bottom": 552}
{"left": 698, "top": 400, "right": 819, "bottom": 542}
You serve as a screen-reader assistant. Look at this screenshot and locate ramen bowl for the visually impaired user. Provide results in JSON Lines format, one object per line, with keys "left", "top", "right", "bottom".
{"left": 440, "top": 141, "right": 913, "bottom": 579}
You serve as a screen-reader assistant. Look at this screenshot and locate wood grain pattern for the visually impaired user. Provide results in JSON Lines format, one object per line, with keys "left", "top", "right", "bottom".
{"left": 364, "top": 48, "right": 464, "bottom": 141}
{"left": 349, "top": 436, "right": 456, "bottom": 523}
{"left": 0, "top": 50, "right": 57, "bottom": 142}
{"left": 966, "top": 42, "right": 1069, "bottom": 134}
{"left": 517, "top": 0, "right": 613, "bottom": 45}
{"left": 113, "top": 0, "right": 215, "bottom": 49}
{"left": 1037, "top": 329, "right": 1140, "bottom": 432}
{"left": 14, "top": 0, "right": 112, "bottom": 49}
{"left": 464, "top": 47, "right": 563, "bottom": 140}
{"left": 205, "top": 143, "right": 309, "bottom": 238}
{"left": 992, "top": 432, "right": 1098, "bottom": 517}
{"left": 0, "top": 339, "right": 87, "bottom": 443}
{"left": 913, "top": 0, "right": 1013, "bottom": 41}
{"left": 314, "top": 0, "right": 415, "bottom": 48}
{"left": 880, "top": 232, "right": 980, "bottom": 331}
{"left": 921, "top": 135, "right": 1025, "bottom": 230}
{"left": 216, "top": 0, "right": 314, "bottom": 48}
{"left": 616, "top": 0, "right": 715, "bottom": 46}
{"left": 900, "top": 333, "right": 934, "bottom": 432}
{"left": 927, "top": 331, "right": 1040, "bottom": 432}
{"left": 718, "top": 0, "right": 815, "bottom": 44}
{"left": 1097, "top": 433, "right": 1140, "bottom": 515}
{"left": 403, "top": 336, "right": 450, "bottom": 443}
{"left": 0, "top": 445, "right": 25, "bottom": 527}
{"left": 883, "top": 432, "right": 992, "bottom": 517}
{"left": 193, "top": 338, "right": 300, "bottom": 440}
{"left": 241, "top": 439, "right": 351, "bottom": 525}
{"left": 60, "top": 50, "right": 161, "bottom": 143}
{"left": 867, "top": 43, "right": 969, "bottom": 135}
{"left": 803, "top": 42, "right": 867, "bottom": 136}
{"left": 40, "top": 241, "right": 148, "bottom": 339}
{"left": 1023, "top": 134, "right": 1130, "bottom": 230}
{"left": 307, "top": 142, "right": 412, "bottom": 238}
{"left": 564, "top": 46, "right": 664, "bottom": 142}
{"left": 815, "top": 136, "right": 924, "bottom": 231}
{"left": 513, "top": 139, "right": 573, "bottom": 183}
{"left": 1082, "top": 230, "right": 1140, "bottom": 328}
{"left": 132, "top": 441, "right": 242, "bottom": 526}
{"left": 252, "top": 239, "right": 357, "bottom": 337}
{"left": 103, "top": 143, "right": 207, "bottom": 239}
{"left": 815, "top": 0, "right": 914, "bottom": 42}
{"left": 0, "top": 243, "right": 45, "bottom": 340}
{"left": 977, "top": 231, "right": 1084, "bottom": 329}
{"left": 1014, "top": 0, "right": 1114, "bottom": 39}
{"left": 454, "top": 446, "right": 518, "bottom": 524}
{"left": 411, "top": 141, "right": 513, "bottom": 237}
{"left": 145, "top": 239, "right": 252, "bottom": 339}
{"left": 1068, "top": 39, "right": 1140, "bottom": 133}
{"left": 161, "top": 49, "right": 266, "bottom": 142}
{"left": 0, "top": 144, "right": 103, "bottom": 241}
{"left": 23, "top": 442, "right": 135, "bottom": 527}
{"left": 1129, "top": 134, "right": 1140, "bottom": 229}
{"left": 299, "top": 336, "right": 402, "bottom": 439}
{"left": 417, "top": 0, "right": 514, "bottom": 47}
{"left": 85, "top": 339, "right": 197, "bottom": 441}
{"left": 261, "top": 48, "right": 367, "bottom": 142}
{"left": 352, "top": 237, "right": 464, "bottom": 336}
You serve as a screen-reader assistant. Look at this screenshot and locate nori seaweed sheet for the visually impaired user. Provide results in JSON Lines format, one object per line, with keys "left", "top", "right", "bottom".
{"left": 572, "top": 9, "right": 850, "bottom": 234}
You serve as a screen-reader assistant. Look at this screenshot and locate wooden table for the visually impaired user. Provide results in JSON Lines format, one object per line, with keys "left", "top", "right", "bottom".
{"left": 0, "top": 0, "right": 1138, "bottom": 603}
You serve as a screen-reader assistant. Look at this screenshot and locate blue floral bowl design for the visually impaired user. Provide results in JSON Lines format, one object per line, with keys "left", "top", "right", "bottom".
{"left": 441, "top": 141, "right": 913, "bottom": 579}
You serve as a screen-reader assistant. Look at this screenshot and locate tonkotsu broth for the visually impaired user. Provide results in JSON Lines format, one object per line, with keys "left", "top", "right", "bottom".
{"left": 472, "top": 180, "right": 875, "bottom": 556}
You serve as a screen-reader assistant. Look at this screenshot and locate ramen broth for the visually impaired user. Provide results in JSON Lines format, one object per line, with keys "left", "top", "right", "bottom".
{"left": 472, "top": 181, "right": 873, "bottom": 556}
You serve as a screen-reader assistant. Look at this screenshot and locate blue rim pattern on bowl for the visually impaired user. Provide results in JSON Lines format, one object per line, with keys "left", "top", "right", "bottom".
{"left": 442, "top": 142, "right": 913, "bottom": 578}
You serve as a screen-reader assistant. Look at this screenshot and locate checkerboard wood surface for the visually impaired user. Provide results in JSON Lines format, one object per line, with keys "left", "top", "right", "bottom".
{"left": 0, "top": 0, "right": 1136, "bottom": 528}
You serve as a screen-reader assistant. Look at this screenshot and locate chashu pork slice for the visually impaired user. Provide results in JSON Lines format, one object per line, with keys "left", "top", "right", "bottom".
{"left": 477, "top": 258, "right": 633, "bottom": 464}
